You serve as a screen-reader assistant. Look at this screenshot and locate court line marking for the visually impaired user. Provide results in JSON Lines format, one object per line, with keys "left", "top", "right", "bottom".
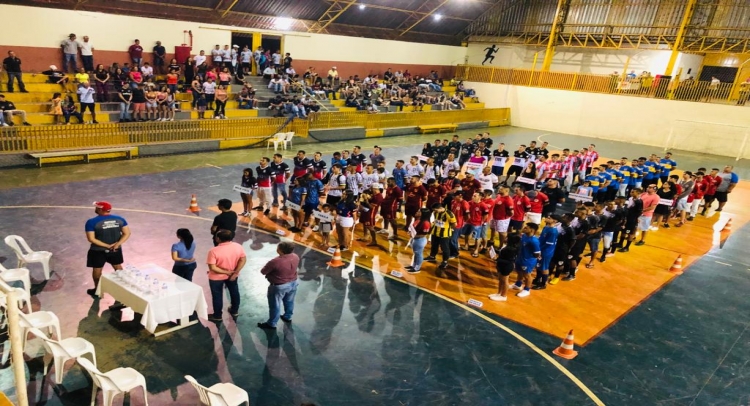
{"left": 0, "top": 205, "right": 606, "bottom": 406}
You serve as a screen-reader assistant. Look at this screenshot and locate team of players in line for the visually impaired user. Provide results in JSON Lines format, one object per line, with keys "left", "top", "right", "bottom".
{"left": 234, "top": 133, "right": 739, "bottom": 301}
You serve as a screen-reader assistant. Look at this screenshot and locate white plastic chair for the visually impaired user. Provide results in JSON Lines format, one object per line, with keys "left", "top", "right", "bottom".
{"left": 0, "top": 262, "right": 31, "bottom": 299}
{"left": 18, "top": 310, "right": 61, "bottom": 351}
{"left": 185, "top": 375, "right": 249, "bottom": 406}
{"left": 77, "top": 357, "right": 149, "bottom": 406}
{"left": 0, "top": 287, "right": 31, "bottom": 315}
{"left": 4, "top": 235, "right": 52, "bottom": 280}
{"left": 283, "top": 132, "right": 295, "bottom": 150}
{"left": 28, "top": 327, "right": 97, "bottom": 385}
{"left": 266, "top": 132, "right": 286, "bottom": 151}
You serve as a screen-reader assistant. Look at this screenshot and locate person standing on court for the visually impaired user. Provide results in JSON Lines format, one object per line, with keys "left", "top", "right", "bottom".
{"left": 257, "top": 241, "right": 300, "bottom": 329}
{"left": 171, "top": 228, "right": 196, "bottom": 281}
{"left": 206, "top": 230, "right": 246, "bottom": 321}
{"left": 85, "top": 201, "right": 131, "bottom": 297}
{"left": 211, "top": 199, "right": 237, "bottom": 246}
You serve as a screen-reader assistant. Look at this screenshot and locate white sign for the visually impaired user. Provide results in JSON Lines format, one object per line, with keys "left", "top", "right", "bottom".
{"left": 390, "top": 270, "right": 403, "bottom": 278}
{"left": 233, "top": 185, "right": 253, "bottom": 194}
{"left": 659, "top": 199, "right": 674, "bottom": 206}
{"left": 275, "top": 229, "right": 286, "bottom": 236}
{"left": 467, "top": 298, "right": 484, "bottom": 308}
{"left": 515, "top": 176, "right": 537, "bottom": 185}
{"left": 465, "top": 162, "right": 483, "bottom": 171}
{"left": 568, "top": 193, "right": 593, "bottom": 202}
{"left": 327, "top": 247, "right": 337, "bottom": 254}
{"left": 313, "top": 211, "right": 335, "bottom": 222}
{"left": 285, "top": 201, "right": 301, "bottom": 211}
{"left": 417, "top": 155, "right": 429, "bottom": 162}
{"left": 488, "top": 245, "right": 497, "bottom": 260}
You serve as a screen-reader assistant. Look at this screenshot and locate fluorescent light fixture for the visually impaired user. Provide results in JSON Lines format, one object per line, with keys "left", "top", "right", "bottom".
{"left": 274, "top": 17, "right": 293, "bottom": 30}
{"left": 434, "top": 14, "right": 442, "bottom": 21}
{"left": 359, "top": 4, "right": 366, "bottom": 10}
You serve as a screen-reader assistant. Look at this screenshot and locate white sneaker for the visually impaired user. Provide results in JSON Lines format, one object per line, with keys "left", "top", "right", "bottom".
{"left": 510, "top": 284, "right": 522, "bottom": 290}
{"left": 516, "top": 289, "right": 530, "bottom": 298}
{"left": 488, "top": 294, "right": 507, "bottom": 302}
{"left": 1, "top": 123, "right": 7, "bottom": 127}
{"left": 312, "top": 225, "right": 319, "bottom": 232}
{"left": 649, "top": 226, "right": 659, "bottom": 231}
{"left": 377, "top": 229, "right": 390, "bottom": 234}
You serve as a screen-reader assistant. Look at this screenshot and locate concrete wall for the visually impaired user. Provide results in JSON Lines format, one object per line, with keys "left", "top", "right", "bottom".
{"left": 466, "top": 43, "right": 704, "bottom": 77}
{"left": 466, "top": 81, "right": 750, "bottom": 158}
{"left": 0, "top": 4, "right": 464, "bottom": 76}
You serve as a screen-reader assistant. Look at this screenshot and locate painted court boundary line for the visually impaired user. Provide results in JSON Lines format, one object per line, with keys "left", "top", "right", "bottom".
{"left": 0, "top": 205, "right": 606, "bottom": 406}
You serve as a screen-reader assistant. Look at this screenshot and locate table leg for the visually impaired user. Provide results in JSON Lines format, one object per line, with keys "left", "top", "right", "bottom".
{"left": 153, "top": 315, "right": 199, "bottom": 337}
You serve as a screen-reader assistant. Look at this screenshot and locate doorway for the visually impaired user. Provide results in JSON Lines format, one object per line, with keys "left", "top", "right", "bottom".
{"left": 699, "top": 66, "right": 738, "bottom": 83}
{"left": 261, "top": 35, "right": 282, "bottom": 56}
{"left": 230, "top": 32, "right": 254, "bottom": 53}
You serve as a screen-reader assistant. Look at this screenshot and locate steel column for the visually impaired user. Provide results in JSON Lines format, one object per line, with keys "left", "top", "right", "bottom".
{"left": 664, "top": 0, "right": 698, "bottom": 76}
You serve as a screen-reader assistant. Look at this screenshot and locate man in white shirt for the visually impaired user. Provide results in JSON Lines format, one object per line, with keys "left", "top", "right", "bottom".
{"left": 221, "top": 45, "right": 232, "bottom": 70}
{"left": 79, "top": 36, "right": 94, "bottom": 72}
{"left": 477, "top": 166, "right": 498, "bottom": 192}
{"left": 240, "top": 46, "right": 252, "bottom": 74}
{"left": 77, "top": 82, "right": 98, "bottom": 124}
{"left": 140, "top": 63, "right": 154, "bottom": 82}
{"left": 405, "top": 156, "right": 424, "bottom": 178}
{"left": 61, "top": 33, "right": 79, "bottom": 73}
{"left": 262, "top": 66, "right": 276, "bottom": 79}
{"left": 211, "top": 45, "right": 222, "bottom": 67}
{"left": 272, "top": 51, "right": 282, "bottom": 69}
{"left": 194, "top": 50, "right": 207, "bottom": 68}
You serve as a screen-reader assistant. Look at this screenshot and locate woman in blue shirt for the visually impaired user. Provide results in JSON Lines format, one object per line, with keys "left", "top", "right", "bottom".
{"left": 171, "top": 228, "right": 196, "bottom": 281}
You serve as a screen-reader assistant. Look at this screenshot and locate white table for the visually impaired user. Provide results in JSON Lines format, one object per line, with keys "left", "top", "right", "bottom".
{"left": 96, "top": 264, "right": 208, "bottom": 337}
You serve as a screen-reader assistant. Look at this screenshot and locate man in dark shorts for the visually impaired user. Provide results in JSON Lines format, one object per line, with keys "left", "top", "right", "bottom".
{"left": 212, "top": 199, "right": 237, "bottom": 246}
{"left": 85, "top": 201, "right": 131, "bottom": 297}
{"left": 381, "top": 177, "right": 403, "bottom": 241}
{"left": 563, "top": 208, "right": 590, "bottom": 282}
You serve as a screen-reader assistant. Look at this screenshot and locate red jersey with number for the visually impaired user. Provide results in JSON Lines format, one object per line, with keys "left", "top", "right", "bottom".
{"left": 451, "top": 199, "right": 469, "bottom": 229}
{"left": 703, "top": 175, "right": 721, "bottom": 195}
{"left": 425, "top": 184, "right": 445, "bottom": 210}
{"left": 512, "top": 195, "right": 531, "bottom": 221}
{"left": 405, "top": 184, "right": 428, "bottom": 208}
{"left": 492, "top": 195, "right": 514, "bottom": 220}
{"left": 467, "top": 201, "right": 489, "bottom": 226}
{"left": 527, "top": 191, "right": 548, "bottom": 213}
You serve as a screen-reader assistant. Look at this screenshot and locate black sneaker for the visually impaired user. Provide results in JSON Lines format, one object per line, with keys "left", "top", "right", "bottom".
{"left": 562, "top": 275, "right": 576, "bottom": 282}
{"left": 253, "top": 206, "right": 263, "bottom": 211}
{"left": 22, "top": 122, "right": 31, "bottom": 126}
{"left": 264, "top": 209, "right": 270, "bottom": 215}
{"left": 404, "top": 266, "right": 415, "bottom": 270}
{"left": 228, "top": 310, "right": 239, "bottom": 317}
{"left": 407, "top": 268, "right": 421, "bottom": 274}
{"left": 635, "top": 241, "right": 645, "bottom": 246}
{"left": 92, "top": 120, "right": 99, "bottom": 124}
{"left": 687, "top": 216, "right": 694, "bottom": 221}
{"left": 86, "top": 288, "right": 98, "bottom": 297}
{"left": 257, "top": 322, "right": 276, "bottom": 329}
{"left": 438, "top": 262, "right": 448, "bottom": 269}
{"left": 208, "top": 315, "right": 223, "bottom": 322}
{"left": 532, "top": 284, "right": 546, "bottom": 290}
{"left": 618, "top": 247, "right": 630, "bottom": 253}
{"left": 280, "top": 316, "right": 292, "bottom": 323}
{"left": 424, "top": 256, "right": 437, "bottom": 262}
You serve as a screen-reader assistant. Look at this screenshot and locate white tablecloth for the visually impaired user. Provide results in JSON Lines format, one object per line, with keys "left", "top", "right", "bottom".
{"left": 97, "top": 264, "right": 208, "bottom": 334}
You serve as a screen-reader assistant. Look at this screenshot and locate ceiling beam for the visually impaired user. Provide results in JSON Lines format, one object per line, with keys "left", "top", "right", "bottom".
{"left": 309, "top": 0, "right": 356, "bottom": 34}
{"left": 324, "top": 0, "right": 474, "bottom": 22}
{"left": 397, "top": 0, "right": 450, "bottom": 36}
{"left": 220, "top": 0, "right": 239, "bottom": 18}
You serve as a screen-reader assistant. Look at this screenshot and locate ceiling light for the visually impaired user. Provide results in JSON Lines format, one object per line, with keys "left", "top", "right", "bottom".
{"left": 359, "top": 4, "right": 366, "bottom": 10}
{"left": 274, "top": 17, "right": 293, "bottom": 30}
{"left": 434, "top": 14, "right": 443, "bottom": 21}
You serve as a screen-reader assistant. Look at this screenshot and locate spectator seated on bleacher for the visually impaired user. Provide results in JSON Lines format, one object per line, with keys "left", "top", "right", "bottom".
{"left": 262, "top": 66, "right": 276, "bottom": 80}
{"left": 0, "top": 94, "right": 31, "bottom": 126}
{"left": 456, "top": 81, "right": 475, "bottom": 96}
{"left": 269, "top": 75, "right": 286, "bottom": 95}
{"left": 268, "top": 94, "right": 284, "bottom": 117}
{"left": 450, "top": 93, "right": 466, "bottom": 109}
{"left": 345, "top": 94, "right": 364, "bottom": 110}
{"left": 140, "top": 62, "right": 154, "bottom": 82}
{"left": 62, "top": 94, "right": 83, "bottom": 124}
{"left": 237, "top": 85, "right": 257, "bottom": 109}
{"left": 41, "top": 65, "right": 70, "bottom": 89}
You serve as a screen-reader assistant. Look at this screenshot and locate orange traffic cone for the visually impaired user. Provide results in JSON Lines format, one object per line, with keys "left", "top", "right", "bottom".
{"left": 327, "top": 248, "right": 346, "bottom": 267}
{"left": 552, "top": 329, "right": 578, "bottom": 360}
{"left": 722, "top": 218, "right": 732, "bottom": 232}
{"left": 187, "top": 194, "right": 200, "bottom": 213}
{"left": 669, "top": 255, "right": 683, "bottom": 275}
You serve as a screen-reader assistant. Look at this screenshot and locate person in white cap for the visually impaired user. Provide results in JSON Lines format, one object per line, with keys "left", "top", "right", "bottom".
{"left": 85, "top": 201, "right": 131, "bottom": 297}
{"left": 41, "top": 65, "right": 70, "bottom": 89}
{"left": 327, "top": 66, "right": 339, "bottom": 86}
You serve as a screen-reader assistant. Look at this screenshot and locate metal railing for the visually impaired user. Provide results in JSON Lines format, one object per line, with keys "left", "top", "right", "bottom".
{"left": 456, "top": 64, "right": 748, "bottom": 105}
{"left": 0, "top": 109, "right": 509, "bottom": 153}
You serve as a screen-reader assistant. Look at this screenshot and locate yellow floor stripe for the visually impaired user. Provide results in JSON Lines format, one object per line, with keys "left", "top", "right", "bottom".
{"left": 0, "top": 205, "right": 605, "bottom": 406}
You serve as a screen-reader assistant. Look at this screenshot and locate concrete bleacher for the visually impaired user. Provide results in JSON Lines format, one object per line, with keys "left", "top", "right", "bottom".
{"left": 0, "top": 73, "right": 483, "bottom": 125}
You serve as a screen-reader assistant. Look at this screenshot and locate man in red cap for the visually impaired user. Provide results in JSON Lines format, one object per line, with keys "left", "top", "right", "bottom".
{"left": 85, "top": 201, "right": 130, "bottom": 296}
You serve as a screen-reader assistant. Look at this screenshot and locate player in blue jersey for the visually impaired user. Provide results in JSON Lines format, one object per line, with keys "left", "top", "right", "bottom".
{"left": 85, "top": 201, "right": 131, "bottom": 297}
{"left": 510, "top": 223, "right": 541, "bottom": 298}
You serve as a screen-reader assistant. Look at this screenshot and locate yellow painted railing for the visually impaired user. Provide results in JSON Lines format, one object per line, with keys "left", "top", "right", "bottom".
{"left": 0, "top": 108, "right": 509, "bottom": 153}
{"left": 309, "top": 108, "right": 509, "bottom": 130}
{"left": 457, "top": 64, "right": 741, "bottom": 104}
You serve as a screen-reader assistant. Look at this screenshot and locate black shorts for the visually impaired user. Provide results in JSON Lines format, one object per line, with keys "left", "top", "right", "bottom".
{"left": 242, "top": 62, "right": 250, "bottom": 69}
{"left": 703, "top": 194, "right": 716, "bottom": 203}
{"left": 304, "top": 202, "right": 318, "bottom": 214}
{"left": 624, "top": 220, "right": 637, "bottom": 234}
{"left": 326, "top": 195, "right": 341, "bottom": 206}
{"left": 507, "top": 165, "right": 523, "bottom": 177}
{"left": 80, "top": 102, "right": 95, "bottom": 113}
{"left": 87, "top": 248, "right": 124, "bottom": 268}
{"left": 496, "top": 258, "right": 514, "bottom": 276}
{"left": 509, "top": 219, "right": 524, "bottom": 232}
{"left": 568, "top": 241, "right": 586, "bottom": 261}
{"left": 491, "top": 166, "right": 505, "bottom": 177}
{"left": 714, "top": 191, "right": 728, "bottom": 203}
